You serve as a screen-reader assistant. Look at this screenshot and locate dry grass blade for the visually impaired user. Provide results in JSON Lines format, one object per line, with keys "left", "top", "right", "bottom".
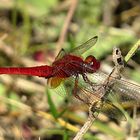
{"left": 0, "top": 95, "right": 80, "bottom": 133}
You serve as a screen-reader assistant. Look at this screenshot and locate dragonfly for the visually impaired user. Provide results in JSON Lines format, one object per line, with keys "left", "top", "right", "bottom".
{"left": 0, "top": 36, "right": 140, "bottom": 120}
{"left": 0, "top": 36, "right": 100, "bottom": 98}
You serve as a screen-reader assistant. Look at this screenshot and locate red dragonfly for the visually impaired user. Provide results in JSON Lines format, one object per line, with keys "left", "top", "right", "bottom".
{"left": 0, "top": 36, "right": 100, "bottom": 97}
{"left": 1, "top": 36, "right": 140, "bottom": 120}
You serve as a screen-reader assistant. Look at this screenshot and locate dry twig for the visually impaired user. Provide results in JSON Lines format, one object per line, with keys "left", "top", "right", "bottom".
{"left": 55, "top": 0, "right": 78, "bottom": 56}
{"left": 73, "top": 104, "right": 97, "bottom": 140}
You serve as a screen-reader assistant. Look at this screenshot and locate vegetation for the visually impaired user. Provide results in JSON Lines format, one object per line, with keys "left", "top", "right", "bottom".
{"left": 0, "top": 0, "right": 140, "bottom": 139}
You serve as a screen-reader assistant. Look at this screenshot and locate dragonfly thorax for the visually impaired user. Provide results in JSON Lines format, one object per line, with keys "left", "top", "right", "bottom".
{"left": 84, "top": 55, "right": 100, "bottom": 73}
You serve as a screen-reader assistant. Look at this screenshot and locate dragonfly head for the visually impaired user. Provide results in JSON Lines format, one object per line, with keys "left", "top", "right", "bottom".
{"left": 84, "top": 55, "right": 100, "bottom": 73}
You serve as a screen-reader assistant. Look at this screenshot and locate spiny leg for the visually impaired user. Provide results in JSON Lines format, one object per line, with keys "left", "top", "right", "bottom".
{"left": 82, "top": 73, "right": 101, "bottom": 91}
{"left": 82, "top": 73, "right": 93, "bottom": 85}
{"left": 72, "top": 74, "right": 86, "bottom": 103}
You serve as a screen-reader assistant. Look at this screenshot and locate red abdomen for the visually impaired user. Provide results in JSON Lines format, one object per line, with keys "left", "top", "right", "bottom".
{"left": 0, "top": 65, "right": 53, "bottom": 78}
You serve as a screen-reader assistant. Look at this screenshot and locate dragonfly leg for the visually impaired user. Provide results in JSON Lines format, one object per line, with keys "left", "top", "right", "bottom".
{"left": 82, "top": 74, "right": 101, "bottom": 91}
{"left": 82, "top": 73, "right": 94, "bottom": 85}
{"left": 72, "top": 75, "right": 86, "bottom": 103}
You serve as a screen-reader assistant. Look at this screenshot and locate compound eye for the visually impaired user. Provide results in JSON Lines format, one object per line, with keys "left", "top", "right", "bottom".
{"left": 85, "top": 55, "right": 95, "bottom": 65}
{"left": 85, "top": 55, "right": 100, "bottom": 71}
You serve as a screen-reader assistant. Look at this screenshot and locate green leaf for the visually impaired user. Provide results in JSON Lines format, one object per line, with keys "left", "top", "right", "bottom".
{"left": 63, "top": 130, "right": 69, "bottom": 140}
{"left": 125, "top": 39, "right": 140, "bottom": 62}
{"left": 46, "top": 88, "right": 59, "bottom": 119}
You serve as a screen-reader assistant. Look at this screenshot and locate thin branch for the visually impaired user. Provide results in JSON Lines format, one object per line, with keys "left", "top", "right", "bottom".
{"left": 55, "top": 0, "right": 78, "bottom": 56}
{"left": 73, "top": 104, "right": 97, "bottom": 140}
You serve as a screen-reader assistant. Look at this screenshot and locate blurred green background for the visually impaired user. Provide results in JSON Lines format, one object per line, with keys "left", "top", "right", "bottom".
{"left": 0, "top": 0, "right": 140, "bottom": 139}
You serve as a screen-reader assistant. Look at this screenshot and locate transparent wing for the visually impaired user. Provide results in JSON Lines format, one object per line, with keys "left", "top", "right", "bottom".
{"left": 101, "top": 101, "right": 126, "bottom": 120}
{"left": 90, "top": 71, "right": 140, "bottom": 105}
{"left": 112, "top": 79, "right": 140, "bottom": 104}
{"left": 73, "top": 80, "right": 126, "bottom": 120}
{"left": 69, "top": 74, "right": 105, "bottom": 105}
{"left": 53, "top": 49, "right": 66, "bottom": 62}
{"left": 71, "top": 36, "right": 98, "bottom": 56}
